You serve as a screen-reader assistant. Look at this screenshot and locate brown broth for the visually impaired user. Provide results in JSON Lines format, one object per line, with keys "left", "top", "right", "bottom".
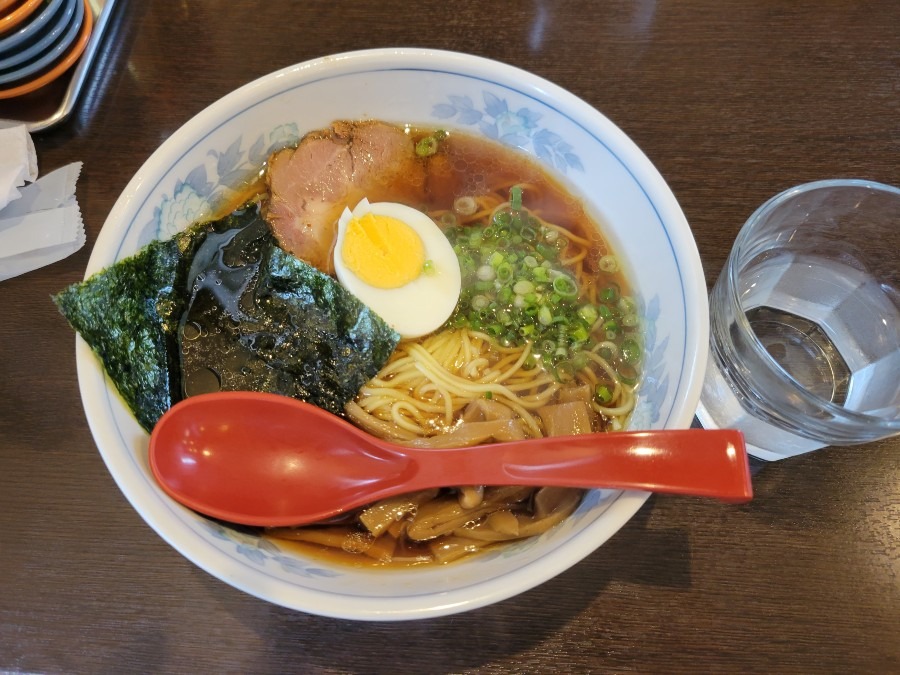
{"left": 412, "top": 126, "right": 611, "bottom": 256}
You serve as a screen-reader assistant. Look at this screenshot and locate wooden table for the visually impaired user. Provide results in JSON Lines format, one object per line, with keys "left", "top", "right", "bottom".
{"left": 2, "top": 1, "right": 897, "bottom": 672}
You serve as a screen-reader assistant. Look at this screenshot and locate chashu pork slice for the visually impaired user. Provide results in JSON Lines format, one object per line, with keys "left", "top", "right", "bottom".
{"left": 265, "top": 120, "right": 427, "bottom": 275}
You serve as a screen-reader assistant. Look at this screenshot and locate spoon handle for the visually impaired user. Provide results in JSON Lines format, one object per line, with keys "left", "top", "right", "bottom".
{"left": 400, "top": 428, "right": 752, "bottom": 501}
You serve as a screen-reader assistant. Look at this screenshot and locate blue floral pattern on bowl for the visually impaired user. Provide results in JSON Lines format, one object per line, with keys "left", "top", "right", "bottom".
{"left": 630, "top": 294, "right": 669, "bottom": 429}
{"left": 150, "top": 123, "right": 300, "bottom": 241}
{"left": 433, "top": 91, "right": 585, "bottom": 174}
{"left": 201, "top": 519, "right": 343, "bottom": 579}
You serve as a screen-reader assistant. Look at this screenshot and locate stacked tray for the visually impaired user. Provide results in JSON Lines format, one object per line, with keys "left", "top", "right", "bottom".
{"left": 0, "top": 0, "right": 93, "bottom": 99}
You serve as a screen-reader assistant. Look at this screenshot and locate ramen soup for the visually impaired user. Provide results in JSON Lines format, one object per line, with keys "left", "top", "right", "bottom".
{"left": 241, "top": 122, "right": 644, "bottom": 567}
{"left": 52, "top": 119, "right": 642, "bottom": 568}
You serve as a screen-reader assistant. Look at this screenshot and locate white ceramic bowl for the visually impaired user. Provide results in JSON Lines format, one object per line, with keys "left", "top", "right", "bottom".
{"left": 77, "top": 48, "right": 708, "bottom": 621}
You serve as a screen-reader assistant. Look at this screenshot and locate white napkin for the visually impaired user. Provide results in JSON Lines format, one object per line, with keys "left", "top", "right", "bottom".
{"left": 0, "top": 124, "right": 86, "bottom": 282}
{"left": 0, "top": 123, "right": 38, "bottom": 211}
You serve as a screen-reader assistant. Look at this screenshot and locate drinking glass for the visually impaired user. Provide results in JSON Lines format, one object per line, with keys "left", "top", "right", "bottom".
{"left": 696, "top": 180, "right": 900, "bottom": 460}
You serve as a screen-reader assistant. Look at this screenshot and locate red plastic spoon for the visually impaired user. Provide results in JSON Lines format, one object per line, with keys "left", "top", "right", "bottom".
{"left": 148, "top": 391, "right": 753, "bottom": 527}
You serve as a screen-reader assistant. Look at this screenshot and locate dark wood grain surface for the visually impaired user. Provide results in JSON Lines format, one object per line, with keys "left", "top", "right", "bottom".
{"left": 1, "top": 1, "right": 898, "bottom": 672}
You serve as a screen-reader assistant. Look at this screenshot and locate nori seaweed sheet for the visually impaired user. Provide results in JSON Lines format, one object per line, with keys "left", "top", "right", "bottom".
{"left": 251, "top": 245, "right": 400, "bottom": 414}
{"left": 54, "top": 203, "right": 401, "bottom": 431}
{"left": 178, "top": 208, "right": 401, "bottom": 416}
{"left": 53, "top": 225, "right": 206, "bottom": 432}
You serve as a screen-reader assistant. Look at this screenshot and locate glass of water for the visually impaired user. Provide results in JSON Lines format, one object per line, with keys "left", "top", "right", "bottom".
{"left": 696, "top": 180, "right": 900, "bottom": 460}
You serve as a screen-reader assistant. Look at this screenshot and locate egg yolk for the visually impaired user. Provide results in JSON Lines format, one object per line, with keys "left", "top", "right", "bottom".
{"left": 341, "top": 213, "right": 426, "bottom": 288}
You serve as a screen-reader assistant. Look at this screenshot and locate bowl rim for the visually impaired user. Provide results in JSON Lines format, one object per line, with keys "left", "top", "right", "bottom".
{"left": 76, "top": 47, "right": 708, "bottom": 621}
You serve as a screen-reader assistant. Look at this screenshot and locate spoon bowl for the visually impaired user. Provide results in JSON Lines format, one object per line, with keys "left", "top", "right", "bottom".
{"left": 149, "top": 391, "right": 752, "bottom": 527}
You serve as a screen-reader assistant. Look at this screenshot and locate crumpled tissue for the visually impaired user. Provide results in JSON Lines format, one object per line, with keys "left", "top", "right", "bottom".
{"left": 0, "top": 124, "right": 85, "bottom": 282}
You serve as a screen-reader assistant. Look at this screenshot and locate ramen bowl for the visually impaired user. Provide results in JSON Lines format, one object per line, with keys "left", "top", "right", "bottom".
{"left": 77, "top": 48, "right": 707, "bottom": 621}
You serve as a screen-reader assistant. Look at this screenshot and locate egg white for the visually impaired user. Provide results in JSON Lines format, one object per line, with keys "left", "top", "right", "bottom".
{"left": 333, "top": 199, "right": 462, "bottom": 339}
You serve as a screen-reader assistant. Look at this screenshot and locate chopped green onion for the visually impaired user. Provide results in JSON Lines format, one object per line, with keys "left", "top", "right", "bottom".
{"left": 555, "top": 360, "right": 576, "bottom": 382}
{"left": 600, "top": 284, "right": 619, "bottom": 303}
{"left": 570, "top": 325, "right": 589, "bottom": 342}
{"left": 453, "top": 196, "right": 477, "bottom": 216}
{"left": 513, "top": 279, "right": 534, "bottom": 295}
{"left": 510, "top": 185, "right": 523, "bottom": 211}
{"left": 415, "top": 136, "right": 439, "bottom": 157}
{"left": 422, "top": 260, "right": 435, "bottom": 275}
{"left": 618, "top": 296, "right": 637, "bottom": 314}
{"left": 595, "top": 384, "right": 613, "bottom": 405}
{"left": 536, "top": 242, "right": 557, "bottom": 261}
{"left": 458, "top": 253, "right": 476, "bottom": 273}
{"left": 532, "top": 266, "right": 550, "bottom": 283}
{"left": 598, "top": 254, "right": 619, "bottom": 273}
{"left": 494, "top": 211, "right": 512, "bottom": 227}
{"left": 538, "top": 306, "right": 553, "bottom": 326}
{"left": 621, "top": 337, "right": 641, "bottom": 364}
{"left": 440, "top": 213, "right": 457, "bottom": 228}
{"left": 552, "top": 274, "right": 578, "bottom": 298}
{"left": 471, "top": 295, "right": 489, "bottom": 311}
{"left": 538, "top": 339, "right": 556, "bottom": 355}
{"left": 616, "top": 361, "right": 639, "bottom": 385}
{"left": 598, "top": 340, "right": 618, "bottom": 359}
{"left": 473, "top": 282, "right": 493, "bottom": 295}
{"left": 443, "top": 191, "right": 642, "bottom": 384}
{"left": 578, "top": 304, "right": 598, "bottom": 325}
{"left": 621, "top": 313, "right": 639, "bottom": 328}
{"left": 476, "top": 265, "right": 495, "bottom": 281}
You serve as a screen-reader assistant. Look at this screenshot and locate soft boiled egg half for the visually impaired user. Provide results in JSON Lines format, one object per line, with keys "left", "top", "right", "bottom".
{"left": 333, "top": 199, "right": 462, "bottom": 339}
